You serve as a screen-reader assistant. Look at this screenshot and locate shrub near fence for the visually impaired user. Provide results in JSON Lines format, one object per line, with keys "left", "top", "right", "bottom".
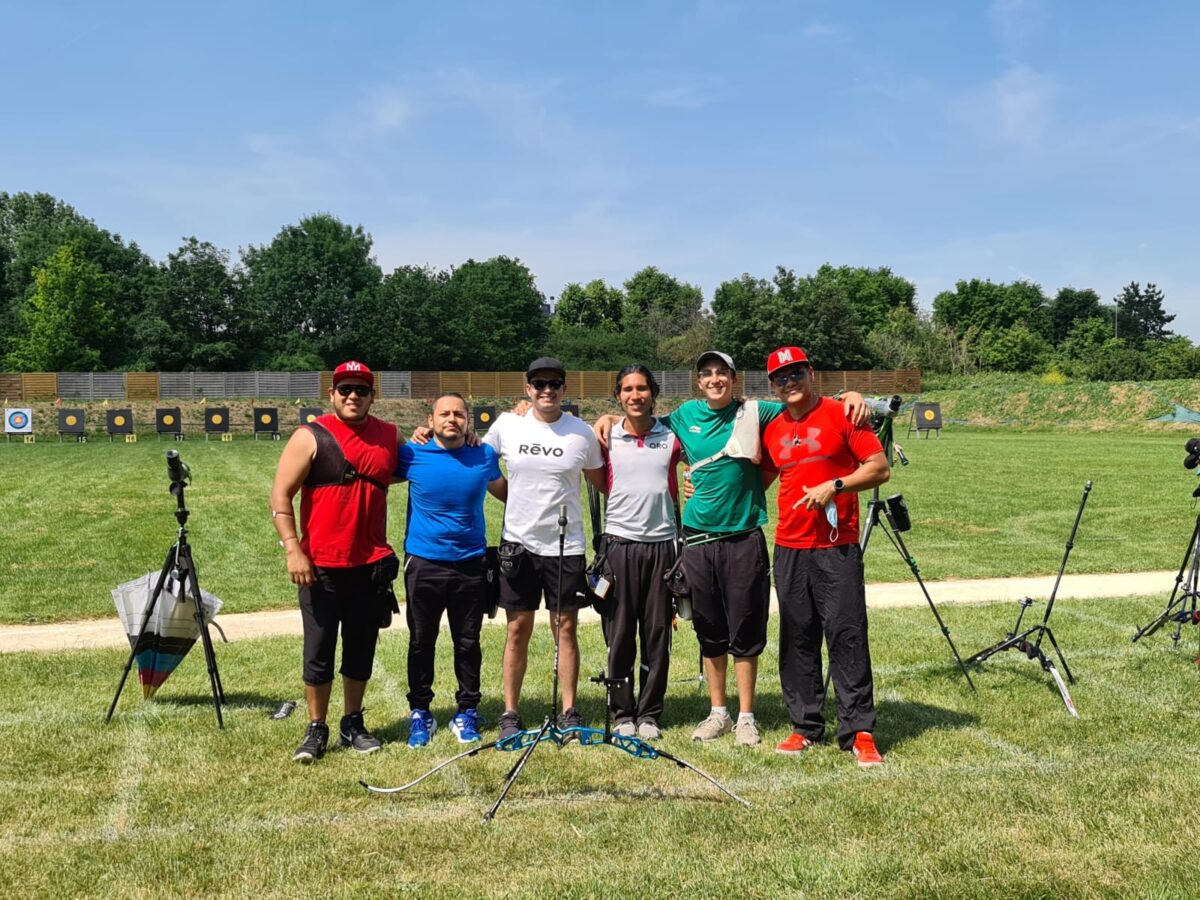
{"left": 2, "top": 369, "right": 921, "bottom": 401}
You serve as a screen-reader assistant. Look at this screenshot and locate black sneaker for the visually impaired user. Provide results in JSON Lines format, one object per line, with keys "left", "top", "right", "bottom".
{"left": 558, "top": 706, "right": 584, "bottom": 744}
{"left": 498, "top": 709, "right": 525, "bottom": 741}
{"left": 293, "top": 721, "right": 329, "bottom": 764}
{"left": 339, "top": 710, "right": 382, "bottom": 754}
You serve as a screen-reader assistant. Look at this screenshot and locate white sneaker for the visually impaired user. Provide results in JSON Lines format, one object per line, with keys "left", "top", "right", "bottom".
{"left": 692, "top": 711, "right": 733, "bottom": 742}
{"left": 734, "top": 717, "right": 761, "bottom": 747}
{"left": 613, "top": 721, "right": 636, "bottom": 737}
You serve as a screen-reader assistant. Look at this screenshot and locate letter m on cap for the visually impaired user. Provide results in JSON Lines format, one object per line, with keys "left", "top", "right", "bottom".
{"left": 345, "top": 362, "right": 363, "bottom": 371}
{"left": 776, "top": 349, "right": 793, "bottom": 363}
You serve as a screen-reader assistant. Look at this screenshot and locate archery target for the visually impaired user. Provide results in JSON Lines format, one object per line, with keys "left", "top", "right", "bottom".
{"left": 156, "top": 408, "right": 182, "bottom": 433}
{"left": 254, "top": 408, "right": 279, "bottom": 433}
{"left": 204, "top": 407, "right": 229, "bottom": 433}
{"left": 473, "top": 405, "right": 496, "bottom": 433}
{"left": 107, "top": 410, "right": 134, "bottom": 434}
{"left": 58, "top": 409, "right": 85, "bottom": 433}
{"left": 299, "top": 407, "right": 323, "bottom": 425}
{"left": 4, "top": 408, "right": 32, "bottom": 434}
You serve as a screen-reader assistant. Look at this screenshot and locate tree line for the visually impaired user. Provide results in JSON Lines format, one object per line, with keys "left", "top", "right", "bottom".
{"left": 1, "top": 191, "right": 1193, "bottom": 380}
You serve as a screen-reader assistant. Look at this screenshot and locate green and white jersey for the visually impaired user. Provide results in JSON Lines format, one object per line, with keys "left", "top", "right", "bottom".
{"left": 660, "top": 399, "right": 783, "bottom": 533}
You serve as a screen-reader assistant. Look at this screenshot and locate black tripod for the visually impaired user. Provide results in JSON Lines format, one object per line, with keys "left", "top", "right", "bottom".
{"left": 1132, "top": 514, "right": 1200, "bottom": 655}
{"left": 860, "top": 489, "right": 975, "bottom": 689}
{"left": 967, "top": 481, "right": 1092, "bottom": 717}
{"left": 107, "top": 451, "right": 226, "bottom": 727}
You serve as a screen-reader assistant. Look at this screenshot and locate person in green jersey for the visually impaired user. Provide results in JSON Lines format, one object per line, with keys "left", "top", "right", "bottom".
{"left": 597, "top": 351, "right": 864, "bottom": 746}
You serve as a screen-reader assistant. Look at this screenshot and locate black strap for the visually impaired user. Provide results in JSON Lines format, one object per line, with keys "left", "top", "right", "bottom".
{"left": 303, "top": 421, "right": 389, "bottom": 493}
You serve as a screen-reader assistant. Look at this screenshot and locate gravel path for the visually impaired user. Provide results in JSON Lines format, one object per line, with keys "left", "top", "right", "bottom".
{"left": 0, "top": 570, "right": 1177, "bottom": 655}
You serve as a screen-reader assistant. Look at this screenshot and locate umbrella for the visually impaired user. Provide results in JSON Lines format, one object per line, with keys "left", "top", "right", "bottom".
{"left": 112, "top": 572, "right": 223, "bottom": 698}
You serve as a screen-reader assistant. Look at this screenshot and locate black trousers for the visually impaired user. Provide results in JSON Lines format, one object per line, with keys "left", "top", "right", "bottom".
{"left": 774, "top": 544, "right": 876, "bottom": 750}
{"left": 682, "top": 528, "right": 771, "bottom": 658}
{"left": 299, "top": 563, "right": 381, "bottom": 686}
{"left": 403, "top": 554, "right": 487, "bottom": 712}
{"left": 600, "top": 538, "right": 676, "bottom": 724}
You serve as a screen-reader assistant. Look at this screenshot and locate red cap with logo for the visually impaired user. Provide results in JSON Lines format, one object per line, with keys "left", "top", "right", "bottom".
{"left": 766, "top": 346, "right": 810, "bottom": 375}
{"left": 332, "top": 360, "right": 374, "bottom": 387}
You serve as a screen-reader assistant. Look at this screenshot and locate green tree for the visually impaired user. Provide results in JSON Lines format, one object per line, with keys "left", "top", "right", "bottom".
{"left": 444, "top": 256, "right": 548, "bottom": 370}
{"left": 553, "top": 279, "right": 624, "bottom": 331}
{"left": 712, "top": 274, "right": 775, "bottom": 367}
{"left": 1112, "top": 282, "right": 1174, "bottom": 346}
{"left": 866, "top": 307, "right": 978, "bottom": 375}
{"left": 357, "top": 265, "right": 451, "bottom": 370}
{"left": 239, "top": 213, "right": 382, "bottom": 367}
{"left": 623, "top": 266, "right": 704, "bottom": 338}
{"left": 810, "top": 264, "right": 916, "bottom": 335}
{"left": 933, "top": 278, "right": 1049, "bottom": 337}
{"left": 1047, "top": 287, "right": 1103, "bottom": 345}
{"left": 546, "top": 323, "right": 661, "bottom": 370}
{"left": 975, "top": 324, "right": 1052, "bottom": 372}
{"left": 1146, "top": 336, "right": 1200, "bottom": 379}
{"left": 5, "top": 243, "right": 117, "bottom": 371}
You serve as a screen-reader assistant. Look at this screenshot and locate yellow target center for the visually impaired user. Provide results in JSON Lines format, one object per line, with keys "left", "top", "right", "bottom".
{"left": 163, "top": 415, "right": 174, "bottom": 425}
{"left": 211, "top": 414, "right": 223, "bottom": 425}
{"left": 923, "top": 410, "right": 934, "bottom": 421}
{"left": 114, "top": 416, "right": 126, "bottom": 426}
{"left": 260, "top": 414, "right": 272, "bottom": 424}
{"left": 66, "top": 415, "right": 78, "bottom": 426}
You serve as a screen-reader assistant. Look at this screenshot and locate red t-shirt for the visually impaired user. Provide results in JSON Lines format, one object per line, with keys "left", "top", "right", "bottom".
{"left": 761, "top": 398, "right": 883, "bottom": 549}
{"left": 300, "top": 413, "right": 398, "bottom": 567}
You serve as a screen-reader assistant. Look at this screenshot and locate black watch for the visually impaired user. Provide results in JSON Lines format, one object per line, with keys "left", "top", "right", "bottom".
{"left": 833, "top": 479, "right": 846, "bottom": 494}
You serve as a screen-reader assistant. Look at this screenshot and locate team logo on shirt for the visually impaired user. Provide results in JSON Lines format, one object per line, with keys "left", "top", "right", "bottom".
{"left": 517, "top": 443, "right": 565, "bottom": 457}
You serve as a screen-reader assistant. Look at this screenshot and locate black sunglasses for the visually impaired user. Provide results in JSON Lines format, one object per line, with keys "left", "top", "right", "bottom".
{"left": 335, "top": 383, "right": 372, "bottom": 397}
{"left": 530, "top": 379, "right": 564, "bottom": 391}
{"left": 770, "top": 368, "right": 809, "bottom": 387}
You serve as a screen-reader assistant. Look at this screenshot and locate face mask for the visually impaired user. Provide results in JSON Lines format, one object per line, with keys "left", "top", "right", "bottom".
{"left": 824, "top": 499, "right": 840, "bottom": 543}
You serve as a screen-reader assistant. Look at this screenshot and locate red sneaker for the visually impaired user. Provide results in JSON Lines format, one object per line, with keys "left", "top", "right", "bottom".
{"left": 851, "top": 732, "right": 884, "bottom": 768}
{"left": 775, "top": 732, "right": 816, "bottom": 755}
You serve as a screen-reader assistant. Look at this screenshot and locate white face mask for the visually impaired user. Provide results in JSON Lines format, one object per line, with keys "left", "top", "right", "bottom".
{"left": 824, "top": 499, "right": 839, "bottom": 543}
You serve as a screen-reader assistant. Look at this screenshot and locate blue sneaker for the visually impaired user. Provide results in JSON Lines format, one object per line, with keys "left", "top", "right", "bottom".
{"left": 407, "top": 709, "right": 436, "bottom": 748}
{"left": 450, "top": 708, "right": 483, "bottom": 743}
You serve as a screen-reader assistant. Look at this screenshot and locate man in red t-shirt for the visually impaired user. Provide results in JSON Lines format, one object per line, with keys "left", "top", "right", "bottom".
{"left": 760, "top": 347, "right": 891, "bottom": 767}
{"left": 271, "top": 361, "right": 400, "bottom": 763}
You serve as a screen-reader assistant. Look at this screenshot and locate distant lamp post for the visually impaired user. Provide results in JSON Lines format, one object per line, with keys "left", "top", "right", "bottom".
{"left": 1114, "top": 296, "right": 1119, "bottom": 339}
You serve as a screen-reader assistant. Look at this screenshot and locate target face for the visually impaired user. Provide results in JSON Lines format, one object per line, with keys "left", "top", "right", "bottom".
{"left": 260, "top": 414, "right": 271, "bottom": 424}
{"left": 4, "top": 408, "right": 32, "bottom": 434}
{"left": 480, "top": 411, "right": 492, "bottom": 423}
{"left": 163, "top": 414, "right": 174, "bottom": 425}
{"left": 923, "top": 410, "right": 935, "bottom": 421}
{"left": 211, "top": 413, "right": 223, "bottom": 425}
{"left": 114, "top": 416, "right": 126, "bottom": 426}
{"left": 66, "top": 415, "right": 78, "bottom": 426}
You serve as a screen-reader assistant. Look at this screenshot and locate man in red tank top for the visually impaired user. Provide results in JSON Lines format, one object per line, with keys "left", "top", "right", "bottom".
{"left": 270, "top": 361, "right": 400, "bottom": 763}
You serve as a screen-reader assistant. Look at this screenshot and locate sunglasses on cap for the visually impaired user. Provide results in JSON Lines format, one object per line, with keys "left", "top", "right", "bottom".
{"left": 770, "top": 367, "right": 810, "bottom": 387}
{"left": 335, "top": 383, "right": 372, "bottom": 397}
{"left": 530, "top": 378, "right": 564, "bottom": 391}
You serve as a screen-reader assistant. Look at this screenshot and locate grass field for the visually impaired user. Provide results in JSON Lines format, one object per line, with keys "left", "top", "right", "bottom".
{"left": 2, "top": 595, "right": 1198, "bottom": 897}
{"left": 1, "top": 429, "right": 1195, "bottom": 623}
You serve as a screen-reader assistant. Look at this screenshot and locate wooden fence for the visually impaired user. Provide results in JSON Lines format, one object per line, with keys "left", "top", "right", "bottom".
{"left": 1, "top": 369, "right": 921, "bottom": 401}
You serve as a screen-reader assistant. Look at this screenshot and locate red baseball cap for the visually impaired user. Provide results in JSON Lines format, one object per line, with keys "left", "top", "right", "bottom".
{"left": 332, "top": 360, "right": 374, "bottom": 387}
{"left": 766, "top": 346, "right": 810, "bottom": 375}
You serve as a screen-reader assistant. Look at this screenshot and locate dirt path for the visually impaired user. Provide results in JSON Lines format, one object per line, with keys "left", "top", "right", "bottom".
{"left": 0, "top": 570, "right": 1177, "bottom": 655}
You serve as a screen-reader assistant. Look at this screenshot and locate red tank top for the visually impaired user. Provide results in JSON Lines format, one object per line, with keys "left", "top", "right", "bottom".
{"left": 300, "top": 413, "right": 397, "bottom": 567}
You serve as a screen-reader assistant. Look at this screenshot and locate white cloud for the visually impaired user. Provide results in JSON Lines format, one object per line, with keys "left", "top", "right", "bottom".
{"left": 993, "top": 66, "right": 1056, "bottom": 146}
{"left": 988, "top": 0, "right": 1046, "bottom": 56}
{"left": 364, "top": 89, "right": 414, "bottom": 135}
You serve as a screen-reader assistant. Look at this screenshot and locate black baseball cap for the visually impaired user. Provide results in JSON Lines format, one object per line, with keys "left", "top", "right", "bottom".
{"left": 526, "top": 356, "right": 567, "bottom": 381}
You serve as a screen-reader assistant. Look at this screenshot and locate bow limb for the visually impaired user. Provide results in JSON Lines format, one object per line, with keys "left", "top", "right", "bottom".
{"left": 360, "top": 741, "right": 499, "bottom": 794}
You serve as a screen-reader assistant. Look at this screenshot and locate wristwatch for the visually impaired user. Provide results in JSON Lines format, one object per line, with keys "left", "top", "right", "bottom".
{"left": 833, "top": 479, "right": 846, "bottom": 494}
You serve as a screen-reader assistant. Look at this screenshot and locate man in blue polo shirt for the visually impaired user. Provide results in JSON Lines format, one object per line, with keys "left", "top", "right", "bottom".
{"left": 394, "top": 391, "right": 507, "bottom": 747}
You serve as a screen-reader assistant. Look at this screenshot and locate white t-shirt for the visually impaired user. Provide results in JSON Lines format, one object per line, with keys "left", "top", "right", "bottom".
{"left": 483, "top": 410, "right": 604, "bottom": 555}
{"left": 603, "top": 418, "right": 681, "bottom": 542}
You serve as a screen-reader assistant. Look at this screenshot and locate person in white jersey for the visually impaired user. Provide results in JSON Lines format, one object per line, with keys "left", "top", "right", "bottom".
{"left": 483, "top": 357, "right": 607, "bottom": 741}
{"left": 597, "top": 364, "right": 682, "bottom": 741}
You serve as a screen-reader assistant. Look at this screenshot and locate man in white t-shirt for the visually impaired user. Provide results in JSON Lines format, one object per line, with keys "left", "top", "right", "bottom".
{"left": 483, "top": 357, "right": 607, "bottom": 741}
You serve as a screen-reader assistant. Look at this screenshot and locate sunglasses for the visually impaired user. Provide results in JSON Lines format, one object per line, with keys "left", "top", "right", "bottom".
{"left": 335, "top": 383, "right": 372, "bottom": 397}
{"left": 770, "top": 368, "right": 809, "bottom": 387}
{"left": 530, "top": 379, "right": 564, "bottom": 391}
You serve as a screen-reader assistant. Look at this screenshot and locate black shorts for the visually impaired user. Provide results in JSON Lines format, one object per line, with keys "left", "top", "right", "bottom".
{"left": 681, "top": 528, "right": 771, "bottom": 658}
{"left": 298, "top": 563, "right": 381, "bottom": 685}
{"left": 499, "top": 551, "right": 590, "bottom": 613}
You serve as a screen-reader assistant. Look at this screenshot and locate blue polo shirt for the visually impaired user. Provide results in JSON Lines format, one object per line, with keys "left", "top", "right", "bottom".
{"left": 395, "top": 441, "right": 502, "bottom": 562}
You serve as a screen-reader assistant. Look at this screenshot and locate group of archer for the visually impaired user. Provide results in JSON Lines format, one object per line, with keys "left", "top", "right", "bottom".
{"left": 270, "top": 348, "right": 890, "bottom": 768}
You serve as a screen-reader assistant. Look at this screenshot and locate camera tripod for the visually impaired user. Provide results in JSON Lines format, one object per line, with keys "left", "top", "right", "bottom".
{"left": 362, "top": 506, "right": 747, "bottom": 821}
{"left": 967, "top": 481, "right": 1092, "bottom": 717}
{"left": 860, "top": 489, "right": 975, "bottom": 689}
{"left": 107, "top": 453, "right": 226, "bottom": 727}
{"left": 1131, "top": 513, "right": 1200, "bottom": 656}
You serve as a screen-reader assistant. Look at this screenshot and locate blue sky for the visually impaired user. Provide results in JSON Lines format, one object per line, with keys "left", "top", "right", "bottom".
{"left": 3, "top": 1, "right": 1198, "bottom": 339}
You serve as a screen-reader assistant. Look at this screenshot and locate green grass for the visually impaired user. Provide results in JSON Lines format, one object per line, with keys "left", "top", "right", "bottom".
{"left": 2, "top": 596, "right": 1198, "bottom": 897}
{"left": 2, "top": 430, "right": 1196, "bottom": 623}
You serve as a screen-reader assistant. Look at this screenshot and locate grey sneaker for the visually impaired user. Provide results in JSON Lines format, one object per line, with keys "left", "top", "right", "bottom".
{"left": 734, "top": 717, "right": 761, "bottom": 747}
{"left": 692, "top": 711, "right": 733, "bottom": 742}
{"left": 613, "top": 720, "right": 636, "bottom": 737}
{"left": 558, "top": 706, "right": 584, "bottom": 744}
{"left": 339, "top": 710, "right": 382, "bottom": 754}
{"left": 637, "top": 720, "right": 662, "bottom": 741}
{"left": 498, "top": 710, "right": 525, "bottom": 741}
